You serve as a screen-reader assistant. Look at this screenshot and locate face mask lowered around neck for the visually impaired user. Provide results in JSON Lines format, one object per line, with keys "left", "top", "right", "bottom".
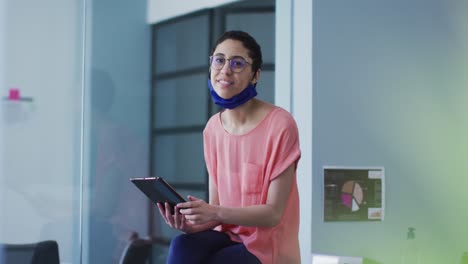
{"left": 207, "top": 79, "right": 257, "bottom": 109}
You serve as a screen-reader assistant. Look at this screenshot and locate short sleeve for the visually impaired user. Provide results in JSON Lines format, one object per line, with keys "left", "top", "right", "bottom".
{"left": 267, "top": 112, "right": 301, "bottom": 181}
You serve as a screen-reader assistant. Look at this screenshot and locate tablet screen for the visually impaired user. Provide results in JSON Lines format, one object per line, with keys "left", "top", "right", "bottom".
{"left": 130, "top": 177, "right": 186, "bottom": 214}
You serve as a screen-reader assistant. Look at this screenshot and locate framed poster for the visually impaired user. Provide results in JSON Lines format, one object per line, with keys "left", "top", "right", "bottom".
{"left": 323, "top": 166, "right": 384, "bottom": 222}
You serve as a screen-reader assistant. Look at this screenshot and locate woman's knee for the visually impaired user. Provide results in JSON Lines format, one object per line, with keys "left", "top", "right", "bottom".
{"left": 169, "top": 233, "right": 194, "bottom": 250}
{"left": 167, "top": 233, "right": 200, "bottom": 262}
{"left": 168, "top": 232, "right": 218, "bottom": 263}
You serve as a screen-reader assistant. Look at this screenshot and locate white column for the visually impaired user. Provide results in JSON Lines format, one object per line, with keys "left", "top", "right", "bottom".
{"left": 292, "top": 0, "right": 313, "bottom": 263}
{"left": 274, "top": 0, "right": 292, "bottom": 110}
{"left": 276, "top": 0, "right": 313, "bottom": 263}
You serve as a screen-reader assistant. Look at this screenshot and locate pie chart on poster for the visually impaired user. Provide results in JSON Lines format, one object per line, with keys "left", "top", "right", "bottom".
{"left": 341, "top": 181, "right": 363, "bottom": 212}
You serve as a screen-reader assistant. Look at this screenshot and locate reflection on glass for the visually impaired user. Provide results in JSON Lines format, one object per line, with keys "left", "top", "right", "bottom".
{"left": 155, "top": 15, "right": 209, "bottom": 74}
{"left": 87, "top": 68, "right": 148, "bottom": 263}
{"left": 154, "top": 133, "right": 205, "bottom": 184}
{"left": 154, "top": 74, "right": 208, "bottom": 129}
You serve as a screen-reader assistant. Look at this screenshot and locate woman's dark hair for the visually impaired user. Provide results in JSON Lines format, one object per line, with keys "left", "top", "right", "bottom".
{"left": 211, "top": 30, "right": 263, "bottom": 73}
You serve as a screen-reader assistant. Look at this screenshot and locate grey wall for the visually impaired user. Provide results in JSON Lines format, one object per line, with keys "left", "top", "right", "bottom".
{"left": 312, "top": 0, "right": 468, "bottom": 263}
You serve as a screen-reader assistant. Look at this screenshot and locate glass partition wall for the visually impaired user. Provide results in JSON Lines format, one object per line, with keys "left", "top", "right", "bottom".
{"left": 0, "top": 0, "right": 150, "bottom": 263}
{"left": 83, "top": 0, "right": 151, "bottom": 263}
{"left": 0, "top": 0, "right": 85, "bottom": 263}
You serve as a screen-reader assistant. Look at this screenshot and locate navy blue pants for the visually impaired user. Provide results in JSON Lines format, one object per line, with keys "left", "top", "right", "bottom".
{"left": 166, "top": 230, "right": 261, "bottom": 264}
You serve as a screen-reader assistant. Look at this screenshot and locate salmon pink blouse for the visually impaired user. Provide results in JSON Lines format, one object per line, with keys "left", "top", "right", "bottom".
{"left": 203, "top": 107, "right": 301, "bottom": 264}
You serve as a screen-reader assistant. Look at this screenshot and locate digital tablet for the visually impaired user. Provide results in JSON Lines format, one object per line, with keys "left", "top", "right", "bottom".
{"left": 130, "top": 177, "right": 186, "bottom": 214}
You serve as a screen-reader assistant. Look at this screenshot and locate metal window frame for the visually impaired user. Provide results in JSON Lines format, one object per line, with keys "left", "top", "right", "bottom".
{"left": 149, "top": 9, "right": 213, "bottom": 244}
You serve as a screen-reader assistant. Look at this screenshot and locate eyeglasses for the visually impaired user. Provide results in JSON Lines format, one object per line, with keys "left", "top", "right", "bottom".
{"left": 209, "top": 55, "right": 252, "bottom": 73}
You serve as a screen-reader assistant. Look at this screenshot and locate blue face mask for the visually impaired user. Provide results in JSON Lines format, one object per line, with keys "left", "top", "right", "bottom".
{"left": 207, "top": 79, "right": 258, "bottom": 109}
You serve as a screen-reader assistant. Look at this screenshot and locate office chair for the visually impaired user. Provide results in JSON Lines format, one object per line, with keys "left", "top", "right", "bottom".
{"left": 119, "top": 234, "right": 153, "bottom": 264}
{"left": 0, "top": 240, "right": 60, "bottom": 264}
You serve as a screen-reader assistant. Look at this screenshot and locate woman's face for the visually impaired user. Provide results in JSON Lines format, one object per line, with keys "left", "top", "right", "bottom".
{"left": 210, "top": 39, "right": 259, "bottom": 99}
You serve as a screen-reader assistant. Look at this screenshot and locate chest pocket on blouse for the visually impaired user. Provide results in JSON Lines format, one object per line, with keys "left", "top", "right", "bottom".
{"left": 241, "top": 163, "right": 263, "bottom": 194}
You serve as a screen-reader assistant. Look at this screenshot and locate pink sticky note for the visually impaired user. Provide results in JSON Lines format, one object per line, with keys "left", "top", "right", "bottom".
{"left": 9, "top": 88, "right": 20, "bottom": 100}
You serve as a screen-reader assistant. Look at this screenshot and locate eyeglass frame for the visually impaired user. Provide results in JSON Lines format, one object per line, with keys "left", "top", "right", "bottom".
{"left": 209, "top": 55, "right": 253, "bottom": 73}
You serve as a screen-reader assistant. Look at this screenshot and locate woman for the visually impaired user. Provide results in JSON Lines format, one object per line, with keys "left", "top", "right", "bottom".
{"left": 158, "top": 30, "right": 301, "bottom": 264}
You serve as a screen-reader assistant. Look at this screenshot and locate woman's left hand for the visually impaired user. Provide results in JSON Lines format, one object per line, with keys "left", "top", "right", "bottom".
{"left": 177, "top": 196, "right": 218, "bottom": 225}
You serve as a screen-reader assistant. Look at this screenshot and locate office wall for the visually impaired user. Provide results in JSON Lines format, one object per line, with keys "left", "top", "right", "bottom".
{"left": 312, "top": 0, "right": 468, "bottom": 263}
{"left": 0, "top": 0, "right": 83, "bottom": 262}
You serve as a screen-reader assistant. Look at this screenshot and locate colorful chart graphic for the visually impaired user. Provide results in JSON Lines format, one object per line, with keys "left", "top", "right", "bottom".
{"left": 324, "top": 168, "right": 384, "bottom": 222}
{"left": 341, "top": 181, "right": 363, "bottom": 212}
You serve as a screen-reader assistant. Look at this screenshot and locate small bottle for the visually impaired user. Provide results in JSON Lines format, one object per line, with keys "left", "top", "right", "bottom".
{"left": 401, "top": 227, "right": 420, "bottom": 264}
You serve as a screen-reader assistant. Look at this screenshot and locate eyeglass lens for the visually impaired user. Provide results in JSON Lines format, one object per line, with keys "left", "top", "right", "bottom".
{"left": 210, "top": 56, "right": 248, "bottom": 72}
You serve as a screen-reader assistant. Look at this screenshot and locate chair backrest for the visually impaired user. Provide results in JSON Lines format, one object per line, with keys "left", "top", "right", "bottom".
{"left": 0, "top": 240, "right": 60, "bottom": 264}
{"left": 119, "top": 237, "right": 153, "bottom": 264}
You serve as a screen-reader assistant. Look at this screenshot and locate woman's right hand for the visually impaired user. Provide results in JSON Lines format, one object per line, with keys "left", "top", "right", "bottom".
{"left": 157, "top": 202, "right": 194, "bottom": 233}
